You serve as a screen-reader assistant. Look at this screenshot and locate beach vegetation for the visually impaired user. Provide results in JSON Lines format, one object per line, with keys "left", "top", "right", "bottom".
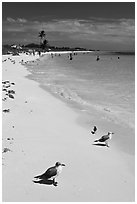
{"left": 38, "top": 30, "right": 46, "bottom": 45}
{"left": 41, "top": 39, "right": 49, "bottom": 50}
{"left": 38, "top": 30, "right": 50, "bottom": 51}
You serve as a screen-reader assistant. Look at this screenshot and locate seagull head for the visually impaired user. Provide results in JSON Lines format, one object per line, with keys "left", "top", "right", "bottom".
{"left": 108, "top": 132, "right": 114, "bottom": 135}
{"left": 55, "top": 162, "right": 65, "bottom": 167}
{"left": 108, "top": 132, "right": 114, "bottom": 139}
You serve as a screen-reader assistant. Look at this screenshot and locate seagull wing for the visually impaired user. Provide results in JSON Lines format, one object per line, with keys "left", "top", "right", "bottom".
{"left": 44, "top": 166, "right": 57, "bottom": 179}
{"left": 99, "top": 135, "right": 109, "bottom": 142}
{"left": 34, "top": 166, "right": 57, "bottom": 180}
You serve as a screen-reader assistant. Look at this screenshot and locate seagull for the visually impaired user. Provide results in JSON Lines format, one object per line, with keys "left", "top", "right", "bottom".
{"left": 96, "top": 56, "right": 100, "bottom": 61}
{"left": 94, "top": 132, "right": 114, "bottom": 147}
{"left": 34, "top": 162, "right": 65, "bottom": 186}
{"left": 91, "top": 126, "right": 97, "bottom": 134}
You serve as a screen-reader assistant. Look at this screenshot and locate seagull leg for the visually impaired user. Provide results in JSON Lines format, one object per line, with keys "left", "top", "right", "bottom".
{"left": 105, "top": 141, "right": 109, "bottom": 147}
{"left": 53, "top": 178, "right": 58, "bottom": 186}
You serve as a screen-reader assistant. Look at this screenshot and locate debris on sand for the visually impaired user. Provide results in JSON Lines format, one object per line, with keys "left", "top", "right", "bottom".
{"left": 8, "top": 94, "right": 14, "bottom": 99}
{"left": 2, "top": 88, "right": 7, "bottom": 92}
{"left": 2, "top": 147, "right": 11, "bottom": 153}
{"left": 8, "top": 90, "right": 15, "bottom": 95}
{"left": 11, "top": 82, "right": 15, "bottom": 85}
{"left": 7, "top": 137, "right": 14, "bottom": 141}
{"left": 3, "top": 109, "right": 10, "bottom": 113}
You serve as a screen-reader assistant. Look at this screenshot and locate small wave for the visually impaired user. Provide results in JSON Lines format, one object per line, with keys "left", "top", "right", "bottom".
{"left": 43, "top": 82, "right": 134, "bottom": 127}
{"left": 43, "top": 83, "right": 89, "bottom": 106}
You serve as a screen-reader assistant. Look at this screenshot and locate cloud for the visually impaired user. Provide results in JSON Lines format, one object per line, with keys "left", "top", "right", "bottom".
{"left": 6, "top": 17, "right": 27, "bottom": 23}
{"left": 17, "top": 18, "right": 27, "bottom": 23}
{"left": 2, "top": 17, "right": 135, "bottom": 49}
{"left": 40, "top": 18, "right": 135, "bottom": 40}
{"left": 7, "top": 17, "right": 15, "bottom": 23}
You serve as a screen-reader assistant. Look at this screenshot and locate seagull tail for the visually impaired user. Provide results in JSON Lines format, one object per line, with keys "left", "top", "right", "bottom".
{"left": 34, "top": 174, "right": 44, "bottom": 179}
{"left": 34, "top": 175, "right": 41, "bottom": 179}
{"left": 34, "top": 173, "right": 48, "bottom": 180}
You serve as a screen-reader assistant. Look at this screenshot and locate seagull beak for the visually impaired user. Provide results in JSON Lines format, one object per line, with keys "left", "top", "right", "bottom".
{"left": 61, "top": 163, "right": 65, "bottom": 166}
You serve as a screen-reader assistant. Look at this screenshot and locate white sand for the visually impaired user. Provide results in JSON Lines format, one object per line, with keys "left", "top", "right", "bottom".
{"left": 2, "top": 53, "right": 134, "bottom": 202}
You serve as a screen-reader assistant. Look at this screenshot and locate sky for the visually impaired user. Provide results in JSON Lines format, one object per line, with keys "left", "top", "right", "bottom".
{"left": 2, "top": 2, "right": 135, "bottom": 51}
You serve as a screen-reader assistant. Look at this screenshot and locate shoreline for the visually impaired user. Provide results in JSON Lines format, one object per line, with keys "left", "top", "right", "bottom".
{"left": 26, "top": 53, "right": 134, "bottom": 155}
{"left": 2, "top": 53, "right": 135, "bottom": 201}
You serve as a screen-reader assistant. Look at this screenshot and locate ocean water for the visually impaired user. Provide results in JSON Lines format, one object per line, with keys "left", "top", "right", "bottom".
{"left": 26, "top": 52, "right": 135, "bottom": 153}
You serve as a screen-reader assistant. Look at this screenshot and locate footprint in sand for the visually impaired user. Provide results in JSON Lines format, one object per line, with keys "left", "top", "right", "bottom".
{"left": 104, "top": 108, "right": 111, "bottom": 112}
{"left": 2, "top": 97, "right": 7, "bottom": 101}
{"left": 7, "top": 137, "right": 14, "bottom": 145}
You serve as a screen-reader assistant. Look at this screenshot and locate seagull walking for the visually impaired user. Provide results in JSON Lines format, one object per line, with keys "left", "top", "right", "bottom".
{"left": 94, "top": 132, "right": 114, "bottom": 147}
{"left": 34, "top": 162, "right": 65, "bottom": 186}
{"left": 91, "top": 126, "right": 97, "bottom": 134}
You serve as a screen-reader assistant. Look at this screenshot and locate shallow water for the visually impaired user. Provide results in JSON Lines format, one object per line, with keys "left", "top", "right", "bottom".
{"left": 27, "top": 52, "right": 134, "bottom": 128}
{"left": 26, "top": 52, "right": 135, "bottom": 154}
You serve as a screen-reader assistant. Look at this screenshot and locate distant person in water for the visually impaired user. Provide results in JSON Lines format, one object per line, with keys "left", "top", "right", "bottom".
{"left": 69, "top": 53, "right": 73, "bottom": 60}
{"left": 38, "top": 50, "right": 41, "bottom": 56}
{"left": 33, "top": 50, "right": 35, "bottom": 56}
{"left": 29, "top": 50, "right": 32, "bottom": 55}
{"left": 51, "top": 53, "right": 53, "bottom": 58}
{"left": 96, "top": 56, "right": 100, "bottom": 61}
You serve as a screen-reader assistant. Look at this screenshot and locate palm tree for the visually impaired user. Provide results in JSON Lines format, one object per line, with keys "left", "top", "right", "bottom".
{"left": 42, "top": 39, "right": 48, "bottom": 50}
{"left": 38, "top": 30, "right": 46, "bottom": 45}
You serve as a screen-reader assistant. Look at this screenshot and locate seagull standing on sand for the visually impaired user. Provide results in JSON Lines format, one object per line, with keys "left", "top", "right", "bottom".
{"left": 34, "top": 162, "right": 65, "bottom": 186}
{"left": 91, "top": 126, "right": 97, "bottom": 134}
{"left": 94, "top": 132, "right": 114, "bottom": 147}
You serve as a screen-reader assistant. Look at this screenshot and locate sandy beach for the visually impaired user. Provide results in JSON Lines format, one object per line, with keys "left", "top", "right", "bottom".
{"left": 2, "top": 53, "right": 135, "bottom": 202}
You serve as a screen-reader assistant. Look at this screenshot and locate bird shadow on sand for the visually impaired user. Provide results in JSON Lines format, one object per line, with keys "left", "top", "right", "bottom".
{"left": 92, "top": 143, "right": 109, "bottom": 147}
{"left": 32, "top": 178, "right": 57, "bottom": 186}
